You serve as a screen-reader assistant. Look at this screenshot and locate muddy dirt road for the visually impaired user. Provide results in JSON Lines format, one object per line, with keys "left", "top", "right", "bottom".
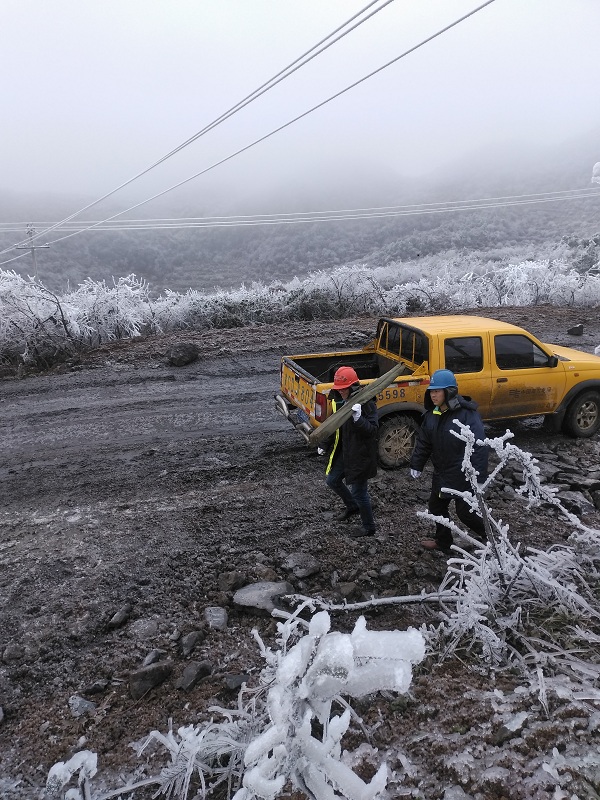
{"left": 1, "top": 307, "right": 600, "bottom": 798}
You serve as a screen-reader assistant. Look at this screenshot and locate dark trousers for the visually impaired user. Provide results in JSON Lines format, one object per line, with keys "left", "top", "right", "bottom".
{"left": 326, "top": 458, "right": 375, "bottom": 532}
{"left": 428, "top": 487, "right": 486, "bottom": 548}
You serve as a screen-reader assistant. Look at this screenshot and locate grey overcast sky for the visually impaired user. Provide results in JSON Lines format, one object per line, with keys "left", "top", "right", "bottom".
{"left": 1, "top": 0, "right": 599, "bottom": 212}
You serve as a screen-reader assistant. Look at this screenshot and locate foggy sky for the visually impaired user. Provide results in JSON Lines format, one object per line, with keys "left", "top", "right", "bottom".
{"left": 2, "top": 0, "right": 599, "bottom": 214}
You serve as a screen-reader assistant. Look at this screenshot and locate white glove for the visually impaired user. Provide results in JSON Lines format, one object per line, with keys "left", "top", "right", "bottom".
{"left": 317, "top": 447, "right": 326, "bottom": 456}
{"left": 410, "top": 469, "right": 422, "bottom": 479}
{"left": 351, "top": 403, "right": 361, "bottom": 421}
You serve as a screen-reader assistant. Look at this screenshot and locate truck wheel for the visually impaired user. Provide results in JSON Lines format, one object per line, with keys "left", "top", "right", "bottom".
{"left": 378, "top": 415, "right": 418, "bottom": 469}
{"left": 562, "top": 391, "right": 600, "bottom": 438}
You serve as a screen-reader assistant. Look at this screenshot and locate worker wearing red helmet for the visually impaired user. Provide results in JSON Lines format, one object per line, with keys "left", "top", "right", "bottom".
{"left": 320, "top": 365, "right": 379, "bottom": 538}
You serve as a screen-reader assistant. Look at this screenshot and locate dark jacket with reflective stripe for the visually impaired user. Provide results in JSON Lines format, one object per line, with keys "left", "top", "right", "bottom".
{"left": 410, "top": 393, "right": 488, "bottom": 492}
{"left": 324, "top": 385, "right": 379, "bottom": 484}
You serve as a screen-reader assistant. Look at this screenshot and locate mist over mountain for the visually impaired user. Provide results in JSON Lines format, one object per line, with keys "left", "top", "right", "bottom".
{"left": 2, "top": 130, "right": 598, "bottom": 294}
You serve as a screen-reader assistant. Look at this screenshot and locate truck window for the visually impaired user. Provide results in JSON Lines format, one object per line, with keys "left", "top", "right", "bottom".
{"left": 494, "top": 334, "right": 551, "bottom": 370}
{"left": 444, "top": 337, "right": 483, "bottom": 373}
{"left": 400, "top": 327, "right": 429, "bottom": 364}
{"left": 378, "top": 321, "right": 401, "bottom": 355}
{"left": 386, "top": 324, "right": 401, "bottom": 355}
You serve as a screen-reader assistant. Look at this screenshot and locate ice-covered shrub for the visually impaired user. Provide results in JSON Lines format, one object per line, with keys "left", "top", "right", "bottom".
{"left": 424, "top": 424, "right": 600, "bottom": 690}
{"left": 285, "top": 266, "right": 386, "bottom": 320}
{"left": 198, "top": 283, "right": 290, "bottom": 328}
{"left": 3, "top": 259, "right": 600, "bottom": 371}
{"left": 288, "top": 425, "right": 600, "bottom": 707}
{"left": 44, "top": 751, "right": 97, "bottom": 800}
{"left": 383, "top": 259, "right": 600, "bottom": 310}
{"left": 0, "top": 270, "right": 79, "bottom": 366}
{"left": 0, "top": 271, "right": 156, "bottom": 367}
{"left": 46, "top": 609, "right": 424, "bottom": 800}
{"left": 67, "top": 274, "right": 155, "bottom": 345}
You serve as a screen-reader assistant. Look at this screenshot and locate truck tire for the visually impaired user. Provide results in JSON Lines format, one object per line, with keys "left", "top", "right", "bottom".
{"left": 378, "top": 414, "right": 419, "bottom": 469}
{"left": 562, "top": 391, "right": 600, "bottom": 438}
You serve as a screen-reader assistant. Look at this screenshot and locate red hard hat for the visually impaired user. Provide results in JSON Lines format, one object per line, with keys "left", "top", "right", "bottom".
{"left": 332, "top": 366, "right": 359, "bottom": 389}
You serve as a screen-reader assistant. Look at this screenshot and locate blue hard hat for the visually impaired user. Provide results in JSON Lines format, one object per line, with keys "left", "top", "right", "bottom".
{"left": 428, "top": 369, "right": 457, "bottom": 390}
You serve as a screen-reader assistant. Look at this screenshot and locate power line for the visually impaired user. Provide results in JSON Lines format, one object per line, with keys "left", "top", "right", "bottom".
{"left": 2, "top": 0, "right": 394, "bottom": 255}
{"left": 2, "top": 189, "right": 597, "bottom": 233}
{"left": 1, "top": 188, "right": 596, "bottom": 265}
{"left": 0, "top": 252, "right": 30, "bottom": 267}
{"left": 0, "top": 186, "right": 597, "bottom": 230}
{"left": 47, "top": 190, "right": 600, "bottom": 226}
{"left": 1, "top": 0, "right": 497, "bottom": 258}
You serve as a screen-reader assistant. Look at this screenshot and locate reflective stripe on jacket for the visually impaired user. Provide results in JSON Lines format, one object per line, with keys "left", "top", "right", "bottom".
{"left": 325, "top": 398, "right": 341, "bottom": 476}
{"left": 324, "top": 387, "right": 378, "bottom": 483}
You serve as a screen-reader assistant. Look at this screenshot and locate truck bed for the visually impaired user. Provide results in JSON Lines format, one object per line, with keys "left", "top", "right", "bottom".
{"left": 288, "top": 351, "right": 412, "bottom": 383}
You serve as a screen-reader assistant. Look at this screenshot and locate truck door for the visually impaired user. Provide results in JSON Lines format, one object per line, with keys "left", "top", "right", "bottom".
{"left": 489, "top": 333, "right": 565, "bottom": 418}
{"left": 442, "top": 334, "right": 492, "bottom": 416}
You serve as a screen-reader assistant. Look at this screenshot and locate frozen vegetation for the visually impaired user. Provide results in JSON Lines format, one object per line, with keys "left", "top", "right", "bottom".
{"left": 1, "top": 255, "right": 600, "bottom": 372}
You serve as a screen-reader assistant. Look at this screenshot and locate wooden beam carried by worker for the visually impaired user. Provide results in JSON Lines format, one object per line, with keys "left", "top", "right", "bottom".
{"left": 308, "top": 361, "right": 415, "bottom": 446}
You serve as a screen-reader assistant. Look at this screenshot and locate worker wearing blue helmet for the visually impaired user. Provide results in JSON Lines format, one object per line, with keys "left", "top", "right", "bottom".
{"left": 409, "top": 368, "right": 488, "bottom": 553}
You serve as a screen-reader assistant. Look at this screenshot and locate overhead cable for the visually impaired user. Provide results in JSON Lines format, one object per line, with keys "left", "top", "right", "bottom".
{"left": 1, "top": 187, "right": 596, "bottom": 268}
{"left": 0, "top": 186, "right": 597, "bottom": 231}
{"left": 43, "top": 191, "right": 600, "bottom": 228}
{"left": 17, "top": 0, "right": 498, "bottom": 255}
{"left": 2, "top": 0, "right": 393, "bottom": 255}
{"left": 0, "top": 252, "right": 30, "bottom": 267}
{"left": 1, "top": 189, "right": 597, "bottom": 266}
{"left": 1, "top": 0, "right": 496, "bottom": 258}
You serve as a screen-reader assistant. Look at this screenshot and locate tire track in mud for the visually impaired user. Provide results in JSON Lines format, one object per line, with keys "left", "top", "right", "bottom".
{"left": 0, "top": 358, "right": 285, "bottom": 484}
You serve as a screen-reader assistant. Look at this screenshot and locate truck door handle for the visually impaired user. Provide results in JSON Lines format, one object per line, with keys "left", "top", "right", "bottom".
{"left": 497, "top": 377, "right": 508, "bottom": 383}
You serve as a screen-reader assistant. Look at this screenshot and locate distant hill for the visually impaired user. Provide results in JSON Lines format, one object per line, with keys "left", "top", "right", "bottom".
{"left": 1, "top": 130, "right": 598, "bottom": 293}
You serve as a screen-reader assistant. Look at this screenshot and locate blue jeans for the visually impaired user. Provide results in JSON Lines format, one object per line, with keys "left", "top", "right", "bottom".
{"left": 326, "top": 458, "right": 375, "bottom": 532}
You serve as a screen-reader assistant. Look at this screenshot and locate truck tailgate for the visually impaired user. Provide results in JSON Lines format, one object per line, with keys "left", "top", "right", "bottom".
{"left": 281, "top": 357, "right": 316, "bottom": 417}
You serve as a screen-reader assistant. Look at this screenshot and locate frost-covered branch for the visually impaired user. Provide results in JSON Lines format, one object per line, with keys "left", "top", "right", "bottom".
{"left": 421, "top": 425, "right": 600, "bottom": 698}
{"left": 47, "top": 611, "right": 425, "bottom": 800}
{"left": 282, "top": 591, "right": 458, "bottom": 613}
{"left": 291, "top": 426, "right": 600, "bottom": 707}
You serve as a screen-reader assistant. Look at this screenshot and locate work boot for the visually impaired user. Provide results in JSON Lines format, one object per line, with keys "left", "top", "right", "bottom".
{"left": 421, "top": 538, "right": 452, "bottom": 554}
{"left": 336, "top": 506, "right": 360, "bottom": 522}
{"left": 348, "top": 526, "right": 376, "bottom": 539}
{"left": 460, "top": 535, "right": 486, "bottom": 551}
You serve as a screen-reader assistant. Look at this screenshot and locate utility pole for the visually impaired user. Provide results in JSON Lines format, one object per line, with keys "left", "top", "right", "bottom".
{"left": 16, "top": 224, "right": 49, "bottom": 280}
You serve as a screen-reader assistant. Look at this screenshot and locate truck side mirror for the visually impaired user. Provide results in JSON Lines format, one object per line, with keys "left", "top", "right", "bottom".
{"left": 548, "top": 355, "right": 559, "bottom": 368}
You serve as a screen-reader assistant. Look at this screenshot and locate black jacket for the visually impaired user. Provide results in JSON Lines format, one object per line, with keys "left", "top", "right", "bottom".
{"left": 324, "top": 385, "right": 378, "bottom": 484}
{"left": 410, "top": 393, "right": 488, "bottom": 491}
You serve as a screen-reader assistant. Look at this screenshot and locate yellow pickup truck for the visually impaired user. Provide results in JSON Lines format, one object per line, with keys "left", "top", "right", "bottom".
{"left": 275, "top": 315, "right": 600, "bottom": 468}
